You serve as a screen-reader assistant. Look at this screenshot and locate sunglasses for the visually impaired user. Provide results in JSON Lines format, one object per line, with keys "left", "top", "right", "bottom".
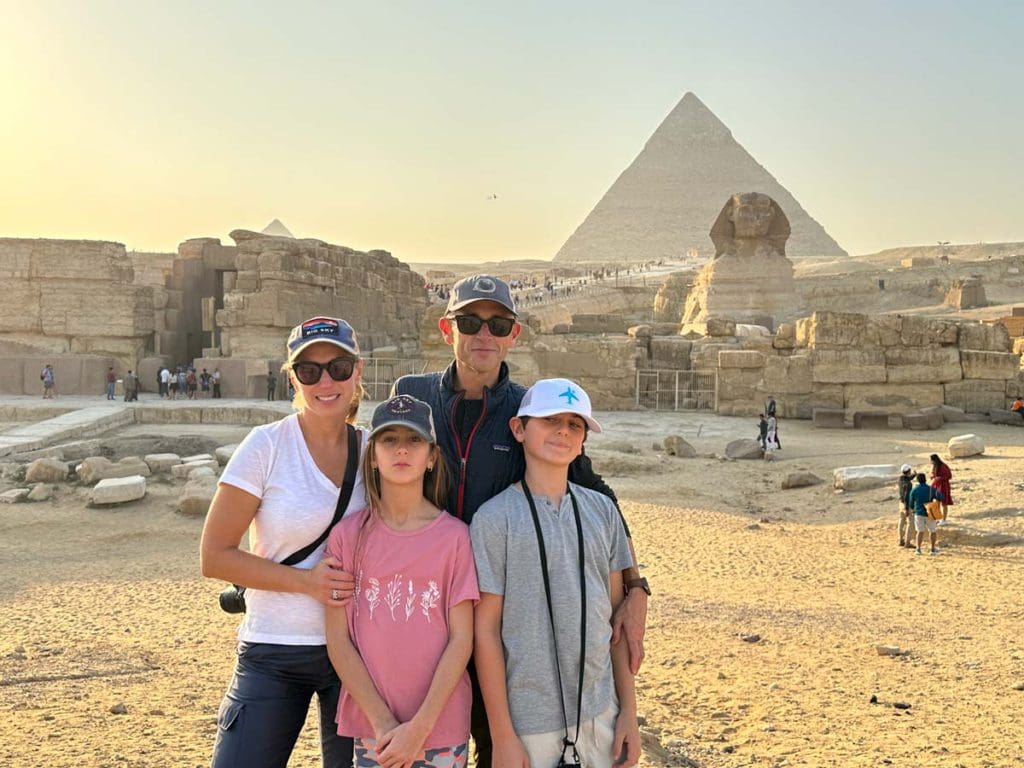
{"left": 451, "top": 314, "right": 516, "bottom": 337}
{"left": 291, "top": 357, "right": 356, "bottom": 386}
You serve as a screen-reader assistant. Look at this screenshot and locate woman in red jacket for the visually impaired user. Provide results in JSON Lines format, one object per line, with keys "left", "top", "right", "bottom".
{"left": 929, "top": 453, "right": 953, "bottom": 524}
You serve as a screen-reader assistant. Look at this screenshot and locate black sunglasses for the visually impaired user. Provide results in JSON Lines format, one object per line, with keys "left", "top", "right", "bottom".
{"left": 451, "top": 314, "right": 516, "bottom": 337}
{"left": 291, "top": 357, "right": 356, "bottom": 386}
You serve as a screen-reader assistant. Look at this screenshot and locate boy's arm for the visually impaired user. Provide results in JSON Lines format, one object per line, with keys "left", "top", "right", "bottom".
{"left": 324, "top": 605, "right": 399, "bottom": 741}
{"left": 376, "top": 600, "right": 474, "bottom": 764}
{"left": 608, "top": 571, "right": 641, "bottom": 767}
{"left": 475, "top": 593, "right": 530, "bottom": 768}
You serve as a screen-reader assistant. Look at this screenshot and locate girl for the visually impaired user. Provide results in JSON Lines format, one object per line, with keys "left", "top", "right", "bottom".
{"left": 201, "top": 316, "right": 367, "bottom": 768}
{"left": 930, "top": 453, "right": 953, "bottom": 524}
{"left": 326, "top": 394, "right": 478, "bottom": 768}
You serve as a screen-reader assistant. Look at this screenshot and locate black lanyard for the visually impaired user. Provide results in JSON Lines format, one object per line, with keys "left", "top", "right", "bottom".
{"left": 521, "top": 479, "right": 586, "bottom": 766}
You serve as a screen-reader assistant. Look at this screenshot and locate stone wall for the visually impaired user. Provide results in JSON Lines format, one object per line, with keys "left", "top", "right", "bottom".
{"left": 0, "top": 238, "right": 155, "bottom": 393}
{"left": 216, "top": 230, "right": 428, "bottom": 367}
{"left": 707, "top": 311, "right": 1023, "bottom": 417}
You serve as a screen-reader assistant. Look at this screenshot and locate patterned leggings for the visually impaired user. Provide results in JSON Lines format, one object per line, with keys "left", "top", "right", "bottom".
{"left": 354, "top": 739, "right": 467, "bottom": 768}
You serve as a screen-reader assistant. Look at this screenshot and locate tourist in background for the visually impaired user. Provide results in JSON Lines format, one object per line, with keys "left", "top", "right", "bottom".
{"left": 909, "top": 472, "right": 943, "bottom": 555}
{"left": 124, "top": 370, "right": 139, "bottom": 402}
{"left": 212, "top": 368, "right": 222, "bottom": 398}
{"left": 41, "top": 364, "right": 56, "bottom": 399}
{"left": 200, "top": 317, "right": 367, "bottom": 768}
{"left": 766, "top": 414, "right": 780, "bottom": 452}
{"left": 177, "top": 368, "right": 188, "bottom": 400}
{"left": 159, "top": 366, "right": 170, "bottom": 398}
{"left": 186, "top": 368, "right": 198, "bottom": 399}
{"left": 930, "top": 453, "right": 953, "bottom": 525}
{"left": 200, "top": 368, "right": 212, "bottom": 398}
{"left": 757, "top": 414, "right": 768, "bottom": 450}
{"left": 897, "top": 464, "right": 914, "bottom": 547}
{"left": 325, "top": 395, "right": 476, "bottom": 768}
{"left": 105, "top": 367, "right": 117, "bottom": 400}
{"left": 764, "top": 394, "right": 777, "bottom": 418}
{"left": 267, "top": 370, "right": 277, "bottom": 401}
{"left": 1011, "top": 396, "right": 1024, "bottom": 419}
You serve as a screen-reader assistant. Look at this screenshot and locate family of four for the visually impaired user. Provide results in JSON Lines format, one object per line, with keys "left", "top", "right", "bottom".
{"left": 200, "top": 275, "right": 649, "bottom": 768}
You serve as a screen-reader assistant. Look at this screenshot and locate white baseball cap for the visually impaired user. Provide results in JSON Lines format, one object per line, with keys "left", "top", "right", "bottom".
{"left": 900, "top": 464, "right": 912, "bottom": 473}
{"left": 517, "top": 378, "right": 602, "bottom": 433}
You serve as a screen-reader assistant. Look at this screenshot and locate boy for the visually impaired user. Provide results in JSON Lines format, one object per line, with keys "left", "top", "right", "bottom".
{"left": 471, "top": 378, "right": 640, "bottom": 768}
{"left": 909, "top": 472, "right": 944, "bottom": 555}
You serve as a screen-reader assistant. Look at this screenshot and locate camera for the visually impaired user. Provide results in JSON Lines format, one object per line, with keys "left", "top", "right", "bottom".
{"left": 218, "top": 584, "right": 247, "bottom": 614}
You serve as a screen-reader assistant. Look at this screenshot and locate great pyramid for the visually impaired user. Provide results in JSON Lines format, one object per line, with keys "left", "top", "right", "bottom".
{"left": 554, "top": 92, "right": 847, "bottom": 262}
{"left": 261, "top": 218, "right": 295, "bottom": 238}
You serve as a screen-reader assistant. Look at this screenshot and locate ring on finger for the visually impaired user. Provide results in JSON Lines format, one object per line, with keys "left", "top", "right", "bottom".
{"left": 331, "top": 589, "right": 340, "bottom": 600}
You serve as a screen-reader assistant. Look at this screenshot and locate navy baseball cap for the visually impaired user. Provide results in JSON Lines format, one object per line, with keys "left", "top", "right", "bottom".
{"left": 369, "top": 395, "right": 437, "bottom": 442}
{"left": 287, "top": 317, "right": 359, "bottom": 361}
{"left": 446, "top": 274, "right": 517, "bottom": 316}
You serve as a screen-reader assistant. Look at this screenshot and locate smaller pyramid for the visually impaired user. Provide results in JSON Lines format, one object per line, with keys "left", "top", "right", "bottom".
{"left": 261, "top": 219, "right": 295, "bottom": 238}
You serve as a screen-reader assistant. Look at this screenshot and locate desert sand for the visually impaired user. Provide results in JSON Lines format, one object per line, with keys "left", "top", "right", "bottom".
{"left": 2, "top": 411, "right": 1023, "bottom": 768}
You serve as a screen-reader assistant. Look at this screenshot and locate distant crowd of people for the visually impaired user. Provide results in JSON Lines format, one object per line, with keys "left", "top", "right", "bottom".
{"left": 158, "top": 365, "right": 221, "bottom": 399}
{"left": 897, "top": 455, "right": 953, "bottom": 555}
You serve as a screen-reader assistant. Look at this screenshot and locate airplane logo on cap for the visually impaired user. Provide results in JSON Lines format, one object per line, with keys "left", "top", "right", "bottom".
{"left": 559, "top": 387, "right": 580, "bottom": 404}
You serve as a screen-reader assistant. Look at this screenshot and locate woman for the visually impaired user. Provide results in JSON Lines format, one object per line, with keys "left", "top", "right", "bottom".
{"left": 929, "top": 453, "right": 953, "bottom": 525}
{"left": 201, "top": 316, "right": 368, "bottom": 768}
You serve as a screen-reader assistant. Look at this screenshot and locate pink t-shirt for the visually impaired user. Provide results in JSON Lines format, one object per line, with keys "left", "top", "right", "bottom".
{"left": 326, "top": 507, "right": 479, "bottom": 748}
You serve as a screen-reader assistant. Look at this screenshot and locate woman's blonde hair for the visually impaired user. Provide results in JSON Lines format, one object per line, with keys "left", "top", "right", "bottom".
{"left": 281, "top": 354, "right": 363, "bottom": 424}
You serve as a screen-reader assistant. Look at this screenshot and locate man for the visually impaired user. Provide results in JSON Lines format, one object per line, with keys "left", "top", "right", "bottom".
{"left": 1011, "top": 397, "right": 1024, "bottom": 419}
{"left": 764, "top": 394, "right": 777, "bottom": 418}
{"left": 212, "top": 368, "right": 222, "bottom": 398}
{"left": 41, "top": 364, "right": 56, "bottom": 399}
{"left": 393, "top": 274, "right": 648, "bottom": 768}
{"left": 105, "top": 367, "right": 117, "bottom": 400}
{"left": 124, "top": 369, "right": 139, "bottom": 402}
{"left": 266, "top": 370, "right": 277, "bottom": 401}
{"left": 199, "top": 368, "right": 212, "bottom": 398}
{"left": 897, "top": 464, "right": 914, "bottom": 547}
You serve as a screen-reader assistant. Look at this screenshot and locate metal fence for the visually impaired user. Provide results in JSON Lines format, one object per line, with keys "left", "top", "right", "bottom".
{"left": 635, "top": 367, "right": 717, "bottom": 411}
{"left": 361, "top": 358, "right": 430, "bottom": 400}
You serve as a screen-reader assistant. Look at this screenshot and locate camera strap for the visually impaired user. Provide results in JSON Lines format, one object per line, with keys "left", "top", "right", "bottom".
{"left": 522, "top": 479, "right": 585, "bottom": 766}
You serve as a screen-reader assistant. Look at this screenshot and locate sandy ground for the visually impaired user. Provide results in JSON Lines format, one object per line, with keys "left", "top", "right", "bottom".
{"left": 2, "top": 411, "right": 1024, "bottom": 768}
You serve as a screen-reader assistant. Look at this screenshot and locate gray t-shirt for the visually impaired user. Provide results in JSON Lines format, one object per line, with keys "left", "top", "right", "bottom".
{"left": 470, "top": 482, "right": 633, "bottom": 736}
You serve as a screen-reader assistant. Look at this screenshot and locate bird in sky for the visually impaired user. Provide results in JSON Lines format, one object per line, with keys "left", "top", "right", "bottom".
{"left": 486, "top": 193, "right": 498, "bottom": 201}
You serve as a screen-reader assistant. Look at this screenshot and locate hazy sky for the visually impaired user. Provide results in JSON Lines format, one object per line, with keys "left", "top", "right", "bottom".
{"left": 2, "top": 1, "right": 1022, "bottom": 262}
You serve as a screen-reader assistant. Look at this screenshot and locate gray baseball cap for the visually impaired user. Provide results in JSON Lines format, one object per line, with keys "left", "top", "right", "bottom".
{"left": 446, "top": 274, "right": 517, "bottom": 316}
{"left": 369, "top": 395, "right": 437, "bottom": 442}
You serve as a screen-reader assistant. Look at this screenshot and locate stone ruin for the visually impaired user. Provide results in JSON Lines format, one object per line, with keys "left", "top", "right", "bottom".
{"left": 0, "top": 231, "right": 428, "bottom": 396}
{"left": 681, "top": 193, "right": 800, "bottom": 332}
{"left": 945, "top": 277, "right": 987, "bottom": 310}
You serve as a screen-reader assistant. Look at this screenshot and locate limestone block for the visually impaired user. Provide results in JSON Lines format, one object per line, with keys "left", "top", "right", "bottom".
{"left": 90, "top": 475, "right": 147, "bottom": 505}
{"left": 844, "top": 383, "right": 944, "bottom": 414}
{"left": 181, "top": 453, "right": 215, "bottom": 463}
{"left": 779, "top": 386, "right": 844, "bottom": 420}
{"left": 171, "top": 460, "right": 219, "bottom": 478}
{"left": 990, "top": 409, "right": 1024, "bottom": 426}
{"left": 813, "top": 408, "right": 846, "bottom": 428}
{"left": 725, "top": 439, "right": 763, "bottom": 459}
{"left": 958, "top": 322, "right": 1011, "bottom": 352}
{"left": 903, "top": 412, "right": 934, "bottom": 430}
{"left": 884, "top": 347, "right": 962, "bottom": 384}
{"left": 0, "top": 358, "right": 25, "bottom": 395}
{"left": 796, "top": 312, "right": 867, "bottom": 349}
{"left": 0, "top": 282, "right": 41, "bottom": 332}
{"left": 947, "top": 434, "right": 984, "bottom": 458}
{"left": 144, "top": 453, "right": 181, "bottom": 473}
{"left": 773, "top": 322, "right": 796, "bottom": 350}
{"left": 1007, "top": 372, "right": 1024, "bottom": 398}
{"left": 833, "top": 465, "right": 899, "bottom": 491}
{"left": 177, "top": 476, "right": 217, "bottom": 518}
{"left": 871, "top": 315, "right": 903, "bottom": 347}
{"left": 919, "top": 406, "right": 946, "bottom": 429}
{"left": 133, "top": 406, "right": 202, "bottom": 424}
{"left": 762, "top": 355, "right": 812, "bottom": 395}
{"left": 900, "top": 316, "right": 958, "bottom": 347}
{"left": 717, "top": 367, "right": 764, "bottom": 402}
{"left": 959, "top": 350, "right": 1019, "bottom": 380}
{"left": 718, "top": 350, "right": 765, "bottom": 369}
{"left": 690, "top": 340, "right": 739, "bottom": 370}
{"left": 77, "top": 456, "right": 152, "bottom": 485}
{"left": 215, "top": 445, "right": 238, "bottom": 465}
{"left": 648, "top": 338, "right": 692, "bottom": 369}
{"left": 852, "top": 412, "right": 891, "bottom": 429}
{"left": 812, "top": 349, "right": 886, "bottom": 384}
{"left": 940, "top": 405, "right": 969, "bottom": 423}
{"left": 187, "top": 466, "right": 218, "bottom": 480}
{"left": 27, "top": 484, "right": 54, "bottom": 502}
{"left": 781, "top": 472, "right": 823, "bottom": 489}
{"left": 944, "top": 380, "right": 1006, "bottom": 413}
{"left": 663, "top": 436, "right": 696, "bottom": 458}
{"left": 0, "top": 488, "right": 31, "bottom": 503}
{"left": 25, "top": 457, "right": 69, "bottom": 483}
{"left": 705, "top": 318, "right": 736, "bottom": 337}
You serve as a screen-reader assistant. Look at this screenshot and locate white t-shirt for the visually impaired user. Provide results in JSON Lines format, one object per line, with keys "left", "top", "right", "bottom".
{"left": 160, "top": 369, "right": 170, "bottom": 384}
{"left": 219, "top": 413, "right": 368, "bottom": 645}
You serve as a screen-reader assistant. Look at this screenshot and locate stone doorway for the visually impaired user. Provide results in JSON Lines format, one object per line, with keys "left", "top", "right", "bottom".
{"left": 635, "top": 367, "right": 717, "bottom": 411}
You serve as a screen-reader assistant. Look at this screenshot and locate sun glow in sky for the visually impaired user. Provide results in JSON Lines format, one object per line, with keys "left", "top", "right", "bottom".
{"left": 2, "top": 1, "right": 1022, "bottom": 262}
